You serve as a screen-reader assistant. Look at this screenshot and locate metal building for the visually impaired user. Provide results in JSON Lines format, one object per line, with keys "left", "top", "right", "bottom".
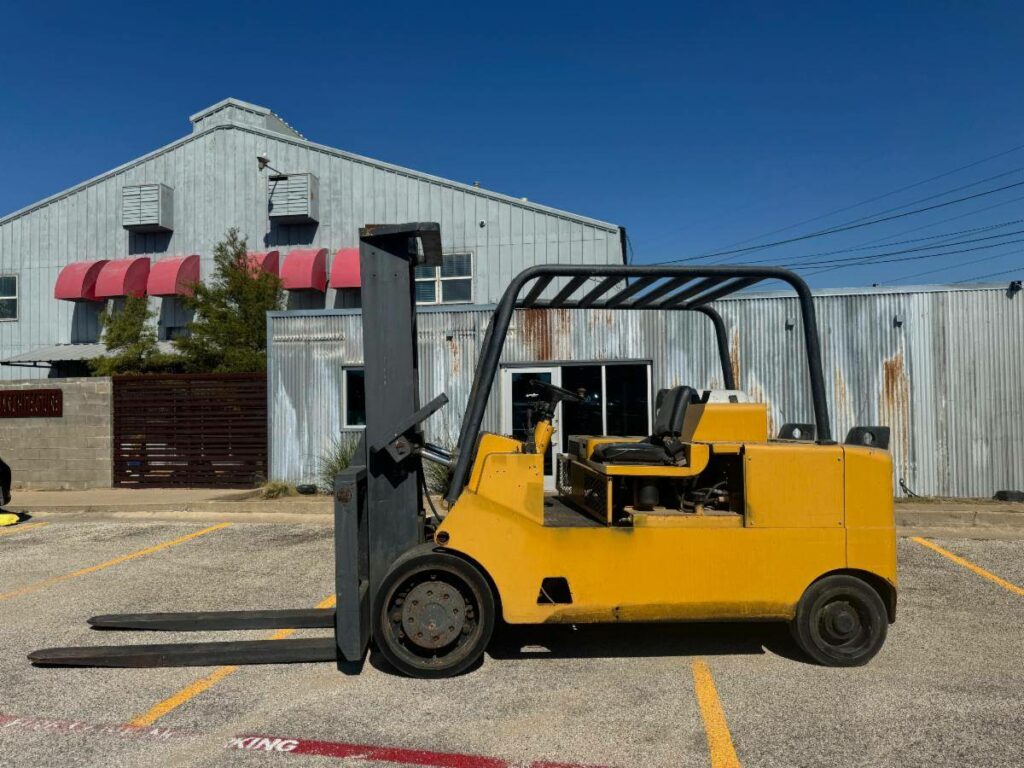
{"left": 0, "top": 98, "right": 624, "bottom": 376}
{"left": 267, "top": 283, "right": 1024, "bottom": 498}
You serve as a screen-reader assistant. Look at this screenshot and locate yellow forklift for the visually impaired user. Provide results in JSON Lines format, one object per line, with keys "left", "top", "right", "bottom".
{"left": 31, "top": 223, "right": 896, "bottom": 677}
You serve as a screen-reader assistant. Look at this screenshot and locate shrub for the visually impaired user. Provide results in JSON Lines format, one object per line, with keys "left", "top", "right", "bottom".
{"left": 317, "top": 434, "right": 361, "bottom": 492}
{"left": 260, "top": 481, "right": 296, "bottom": 499}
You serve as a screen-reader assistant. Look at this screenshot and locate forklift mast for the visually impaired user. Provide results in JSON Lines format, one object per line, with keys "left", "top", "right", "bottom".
{"left": 333, "top": 223, "right": 443, "bottom": 662}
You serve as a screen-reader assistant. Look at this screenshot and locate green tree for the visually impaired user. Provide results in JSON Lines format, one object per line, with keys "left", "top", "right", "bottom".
{"left": 174, "top": 228, "right": 284, "bottom": 373}
{"left": 90, "top": 295, "right": 179, "bottom": 375}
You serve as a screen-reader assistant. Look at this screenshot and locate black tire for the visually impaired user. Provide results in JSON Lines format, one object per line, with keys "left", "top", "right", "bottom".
{"left": 373, "top": 547, "right": 495, "bottom": 679}
{"left": 790, "top": 574, "right": 888, "bottom": 667}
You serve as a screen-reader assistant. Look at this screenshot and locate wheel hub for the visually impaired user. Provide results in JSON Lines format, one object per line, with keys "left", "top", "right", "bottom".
{"left": 820, "top": 601, "right": 861, "bottom": 643}
{"left": 400, "top": 580, "right": 467, "bottom": 650}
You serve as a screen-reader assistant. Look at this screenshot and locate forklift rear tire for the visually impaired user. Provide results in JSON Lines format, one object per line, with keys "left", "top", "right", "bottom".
{"left": 790, "top": 574, "right": 888, "bottom": 667}
{"left": 374, "top": 548, "right": 495, "bottom": 679}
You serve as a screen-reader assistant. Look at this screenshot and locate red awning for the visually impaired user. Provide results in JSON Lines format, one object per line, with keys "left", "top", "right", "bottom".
{"left": 329, "top": 248, "right": 360, "bottom": 289}
{"left": 147, "top": 254, "right": 200, "bottom": 297}
{"left": 95, "top": 257, "right": 151, "bottom": 299}
{"left": 247, "top": 250, "right": 280, "bottom": 276}
{"left": 281, "top": 248, "right": 328, "bottom": 292}
{"left": 54, "top": 260, "right": 110, "bottom": 302}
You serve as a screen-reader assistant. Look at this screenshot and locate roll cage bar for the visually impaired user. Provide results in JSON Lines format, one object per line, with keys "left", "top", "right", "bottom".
{"left": 445, "top": 264, "right": 831, "bottom": 504}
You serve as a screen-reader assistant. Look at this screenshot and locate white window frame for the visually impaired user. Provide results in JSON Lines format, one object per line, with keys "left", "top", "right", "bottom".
{"left": 342, "top": 367, "right": 366, "bottom": 429}
{"left": 0, "top": 274, "right": 17, "bottom": 322}
{"left": 500, "top": 360, "right": 653, "bottom": 489}
{"left": 415, "top": 252, "right": 473, "bottom": 306}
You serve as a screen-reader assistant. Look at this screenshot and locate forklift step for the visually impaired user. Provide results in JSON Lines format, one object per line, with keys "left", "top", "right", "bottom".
{"left": 88, "top": 608, "right": 335, "bottom": 632}
{"left": 28, "top": 637, "right": 337, "bottom": 668}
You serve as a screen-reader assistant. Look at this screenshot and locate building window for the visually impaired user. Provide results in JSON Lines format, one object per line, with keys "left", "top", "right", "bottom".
{"left": 414, "top": 253, "right": 472, "bottom": 305}
{"left": 344, "top": 368, "right": 366, "bottom": 427}
{"left": 0, "top": 276, "right": 17, "bottom": 321}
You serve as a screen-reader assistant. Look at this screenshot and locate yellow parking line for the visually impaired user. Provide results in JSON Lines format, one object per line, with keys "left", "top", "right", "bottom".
{"left": 0, "top": 521, "right": 49, "bottom": 537}
{"left": 912, "top": 536, "right": 1024, "bottom": 597}
{"left": 692, "top": 658, "right": 741, "bottom": 768}
{"left": 129, "top": 593, "right": 337, "bottom": 727}
{"left": 0, "top": 523, "right": 231, "bottom": 602}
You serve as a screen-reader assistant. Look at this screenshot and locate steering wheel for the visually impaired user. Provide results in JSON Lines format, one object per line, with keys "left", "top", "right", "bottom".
{"left": 529, "top": 378, "right": 584, "bottom": 405}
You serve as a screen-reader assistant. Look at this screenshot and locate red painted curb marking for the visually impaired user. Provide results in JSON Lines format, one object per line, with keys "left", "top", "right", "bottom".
{"left": 0, "top": 714, "right": 611, "bottom": 768}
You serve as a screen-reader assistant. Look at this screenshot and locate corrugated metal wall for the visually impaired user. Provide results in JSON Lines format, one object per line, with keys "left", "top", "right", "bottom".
{"left": 267, "top": 285, "right": 1024, "bottom": 498}
{"left": 0, "top": 103, "right": 622, "bottom": 379}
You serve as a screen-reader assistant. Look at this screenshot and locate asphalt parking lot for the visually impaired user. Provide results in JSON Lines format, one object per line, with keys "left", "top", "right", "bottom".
{"left": 2, "top": 515, "right": 1023, "bottom": 768}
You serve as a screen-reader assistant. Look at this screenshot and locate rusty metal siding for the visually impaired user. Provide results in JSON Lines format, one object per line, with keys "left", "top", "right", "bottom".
{"left": 268, "top": 286, "right": 1023, "bottom": 497}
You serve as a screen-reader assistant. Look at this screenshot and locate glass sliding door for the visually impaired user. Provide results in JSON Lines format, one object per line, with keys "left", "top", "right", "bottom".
{"left": 560, "top": 365, "right": 603, "bottom": 453}
{"left": 502, "top": 361, "right": 652, "bottom": 491}
{"left": 605, "top": 363, "right": 652, "bottom": 437}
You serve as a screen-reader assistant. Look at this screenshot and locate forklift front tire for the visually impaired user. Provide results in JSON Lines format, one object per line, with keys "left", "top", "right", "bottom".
{"left": 790, "top": 574, "right": 888, "bottom": 667}
{"left": 373, "top": 548, "right": 495, "bottom": 678}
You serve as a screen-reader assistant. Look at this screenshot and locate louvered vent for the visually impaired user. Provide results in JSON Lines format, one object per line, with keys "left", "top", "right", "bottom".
{"left": 122, "top": 184, "right": 174, "bottom": 233}
{"left": 268, "top": 173, "right": 319, "bottom": 224}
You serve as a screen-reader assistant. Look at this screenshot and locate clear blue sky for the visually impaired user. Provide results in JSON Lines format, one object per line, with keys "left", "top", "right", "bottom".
{"left": 2, "top": 1, "right": 1023, "bottom": 288}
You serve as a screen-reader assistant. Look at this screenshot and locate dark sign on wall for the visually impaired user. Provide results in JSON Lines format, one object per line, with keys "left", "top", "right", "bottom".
{"left": 0, "top": 389, "right": 64, "bottom": 418}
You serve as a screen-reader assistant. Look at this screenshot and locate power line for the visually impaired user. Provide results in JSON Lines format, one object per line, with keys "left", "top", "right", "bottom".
{"left": 953, "top": 265, "right": 1023, "bottom": 283}
{"left": 710, "top": 165, "right": 1024, "bottom": 264}
{"left": 834, "top": 192, "right": 1024, "bottom": 251}
{"left": 787, "top": 226, "right": 1024, "bottom": 270}
{"left": 789, "top": 234, "right": 1024, "bottom": 271}
{"left": 883, "top": 247, "right": 1024, "bottom": 284}
{"left": 686, "top": 141, "right": 1024, "bottom": 257}
{"left": 657, "top": 177, "right": 1024, "bottom": 265}
{"left": 735, "top": 218, "right": 1024, "bottom": 267}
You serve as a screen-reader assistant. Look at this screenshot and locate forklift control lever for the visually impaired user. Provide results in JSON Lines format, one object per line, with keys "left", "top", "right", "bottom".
{"left": 529, "top": 379, "right": 584, "bottom": 406}
{"left": 373, "top": 393, "right": 449, "bottom": 463}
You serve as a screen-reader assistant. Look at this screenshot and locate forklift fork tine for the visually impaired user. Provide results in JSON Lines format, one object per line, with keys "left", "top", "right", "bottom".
{"left": 88, "top": 608, "right": 335, "bottom": 632}
{"left": 29, "top": 638, "right": 338, "bottom": 668}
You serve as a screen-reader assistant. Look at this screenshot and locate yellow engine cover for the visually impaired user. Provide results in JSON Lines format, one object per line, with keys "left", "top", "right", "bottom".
{"left": 438, "top": 435, "right": 895, "bottom": 624}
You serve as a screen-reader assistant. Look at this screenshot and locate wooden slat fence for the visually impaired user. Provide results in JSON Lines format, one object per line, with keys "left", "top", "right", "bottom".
{"left": 112, "top": 373, "right": 266, "bottom": 487}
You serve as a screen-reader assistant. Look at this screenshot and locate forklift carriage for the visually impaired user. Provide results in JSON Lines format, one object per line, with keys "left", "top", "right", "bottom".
{"left": 30, "top": 223, "right": 897, "bottom": 677}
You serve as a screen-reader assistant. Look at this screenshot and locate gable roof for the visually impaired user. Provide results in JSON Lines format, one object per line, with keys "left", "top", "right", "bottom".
{"left": 0, "top": 99, "right": 620, "bottom": 233}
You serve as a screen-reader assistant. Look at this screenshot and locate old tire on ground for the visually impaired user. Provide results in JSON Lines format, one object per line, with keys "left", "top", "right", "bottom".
{"left": 374, "top": 547, "right": 495, "bottom": 678}
{"left": 790, "top": 574, "right": 888, "bottom": 667}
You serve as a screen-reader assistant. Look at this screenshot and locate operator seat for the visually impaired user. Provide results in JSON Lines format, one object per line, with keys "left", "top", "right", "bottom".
{"left": 591, "top": 386, "right": 699, "bottom": 464}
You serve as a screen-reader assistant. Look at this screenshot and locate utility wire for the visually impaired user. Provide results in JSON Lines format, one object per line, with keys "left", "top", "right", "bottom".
{"left": 657, "top": 177, "right": 1024, "bottom": 265}
{"left": 883, "top": 247, "right": 1024, "bottom": 284}
{"left": 785, "top": 226, "right": 1024, "bottom": 269}
{"left": 792, "top": 235, "right": 1024, "bottom": 272}
{"left": 685, "top": 141, "right": 1024, "bottom": 257}
{"left": 953, "top": 265, "right": 1023, "bottom": 283}
{"left": 732, "top": 218, "right": 1024, "bottom": 267}
{"left": 830, "top": 192, "right": 1024, "bottom": 251}
{"left": 707, "top": 166, "right": 1024, "bottom": 264}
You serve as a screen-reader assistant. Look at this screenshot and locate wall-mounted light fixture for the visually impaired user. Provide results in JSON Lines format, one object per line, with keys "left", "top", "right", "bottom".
{"left": 893, "top": 313, "right": 904, "bottom": 328}
{"left": 257, "top": 153, "right": 285, "bottom": 175}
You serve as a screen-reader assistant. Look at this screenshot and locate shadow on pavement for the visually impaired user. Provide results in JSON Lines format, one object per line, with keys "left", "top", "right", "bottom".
{"left": 489, "top": 621, "right": 804, "bottom": 661}
{"left": 367, "top": 620, "right": 810, "bottom": 677}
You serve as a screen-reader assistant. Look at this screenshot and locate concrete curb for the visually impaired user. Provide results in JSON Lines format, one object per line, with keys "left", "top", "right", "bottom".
{"left": 10, "top": 499, "right": 332, "bottom": 517}
{"left": 13, "top": 501, "right": 1024, "bottom": 529}
{"left": 895, "top": 508, "right": 1024, "bottom": 528}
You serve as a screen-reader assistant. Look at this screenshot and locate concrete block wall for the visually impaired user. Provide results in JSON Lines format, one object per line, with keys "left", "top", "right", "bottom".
{"left": 0, "top": 377, "right": 112, "bottom": 490}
